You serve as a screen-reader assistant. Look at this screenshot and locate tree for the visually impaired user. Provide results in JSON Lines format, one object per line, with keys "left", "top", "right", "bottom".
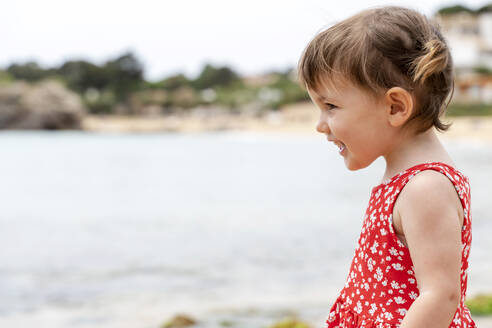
{"left": 477, "top": 4, "right": 492, "bottom": 13}
{"left": 437, "top": 5, "right": 473, "bottom": 15}
{"left": 158, "top": 73, "right": 191, "bottom": 91}
{"left": 57, "top": 60, "right": 110, "bottom": 92}
{"left": 103, "top": 52, "right": 145, "bottom": 102}
{"left": 7, "top": 61, "right": 53, "bottom": 82}
{"left": 192, "top": 63, "right": 240, "bottom": 90}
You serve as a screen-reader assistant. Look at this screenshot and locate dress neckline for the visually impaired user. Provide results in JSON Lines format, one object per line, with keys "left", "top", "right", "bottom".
{"left": 371, "top": 161, "right": 463, "bottom": 193}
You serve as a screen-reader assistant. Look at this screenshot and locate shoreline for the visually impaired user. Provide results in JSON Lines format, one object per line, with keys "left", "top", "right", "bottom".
{"left": 81, "top": 103, "right": 492, "bottom": 143}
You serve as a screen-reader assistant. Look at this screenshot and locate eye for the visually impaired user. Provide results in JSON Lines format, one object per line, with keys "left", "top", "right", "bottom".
{"left": 323, "top": 102, "right": 337, "bottom": 110}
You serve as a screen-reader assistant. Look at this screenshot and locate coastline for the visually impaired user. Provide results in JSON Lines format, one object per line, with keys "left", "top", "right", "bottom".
{"left": 81, "top": 102, "right": 492, "bottom": 144}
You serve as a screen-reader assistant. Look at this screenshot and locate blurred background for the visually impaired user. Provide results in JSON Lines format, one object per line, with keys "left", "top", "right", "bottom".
{"left": 0, "top": 1, "right": 491, "bottom": 327}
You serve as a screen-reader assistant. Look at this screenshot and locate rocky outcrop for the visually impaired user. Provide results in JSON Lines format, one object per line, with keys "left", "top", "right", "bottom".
{"left": 0, "top": 80, "right": 87, "bottom": 130}
{"left": 161, "top": 314, "right": 197, "bottom": 327}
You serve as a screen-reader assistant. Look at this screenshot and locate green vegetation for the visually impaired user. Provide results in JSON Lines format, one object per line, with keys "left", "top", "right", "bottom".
{"left": 6, "top": 52, "right": 145, "bottom": 114}
{"left": 219, "top": 319, "right": 235, "bottom": 327}
{"left": 466, "top": 294, "right": 492, "bottom": 316}
{"left": 7, "top": 61, "right": 56, "bottom": 81}
{"left": 474, "top": 66, "right": 492, "bottom": 75}
{"left": 438, "top": 5, "right": 474, "bottom": 15}
{"left": 266, "top": 70, "right": 310, "bottom": 109}
{"left": 477, "top": 4, "right": 492, "bottom": 13}
{"left": 0, "top": 70, "right": 13, "bottom": 85}
{"left": 2, "top": 49, "right": 490, "bottom": 117}
{"left": 437, "top": 3, "right": 492, "bottom": 15}
{"left": 2, "top": 53, "right": 307, "bottom": 115}
{"left": 191, "top": 64, "right": 241, "bottom": 90}
{"left": 146, "top": 73, "right": 191, "bottom": 91}
{"left": 161, "top": 313, "right": 196, "bottom": 327}
{"left": 269, "top": 318, "right": 311, "bottom": 328}
{"left": 447, "top": 103, "right": 492, "bottom": 116}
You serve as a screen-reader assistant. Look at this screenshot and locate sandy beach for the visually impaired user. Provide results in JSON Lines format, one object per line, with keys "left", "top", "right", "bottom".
{"left": 82, "top": 102, "right": 492, "bottom": 144}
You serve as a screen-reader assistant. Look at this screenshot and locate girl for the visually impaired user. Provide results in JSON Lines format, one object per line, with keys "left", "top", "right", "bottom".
{"left": 297, "top": 6, "right": 476, "bottom": 328}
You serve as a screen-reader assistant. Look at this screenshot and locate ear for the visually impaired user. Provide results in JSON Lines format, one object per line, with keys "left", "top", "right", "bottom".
{"left": 384, "top": 87, "right": 414, "bottom": 128}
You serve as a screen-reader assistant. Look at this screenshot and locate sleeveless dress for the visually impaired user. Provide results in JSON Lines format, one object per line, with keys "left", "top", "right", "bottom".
{"left": 326, "top": 161, "right": 476, "bottom": 328}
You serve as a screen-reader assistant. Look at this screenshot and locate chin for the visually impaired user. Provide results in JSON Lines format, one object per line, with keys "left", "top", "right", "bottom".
{"left": 346, "top": 163, "right": 361, "bottom": 171}
{"left": 345, "top": 157, "right": 372, "bottom": 171}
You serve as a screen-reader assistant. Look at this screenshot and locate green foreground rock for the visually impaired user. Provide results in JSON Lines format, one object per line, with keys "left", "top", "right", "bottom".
{"left": 466, "top": 294, "right": 492, "bottom": 316}
{"left": 161, "top": 314, "right": 197, "bottom": 328}
{"left": 269, "top": 318, "right": 311, "bottom": 328}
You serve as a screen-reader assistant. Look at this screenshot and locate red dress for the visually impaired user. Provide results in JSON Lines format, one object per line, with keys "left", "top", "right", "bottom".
{"left": 326, "top": 161, "right": 476, "bottom": 327}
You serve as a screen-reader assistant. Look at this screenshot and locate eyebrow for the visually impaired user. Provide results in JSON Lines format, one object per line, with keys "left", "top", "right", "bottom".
{"left": 316, "top": 94, "right": 337, "bottom": 103}
{"left": 309, "top": 86, "right": 339, "bottom": 103}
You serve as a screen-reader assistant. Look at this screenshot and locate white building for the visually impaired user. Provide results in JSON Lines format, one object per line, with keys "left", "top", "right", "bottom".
{"left": 436, "top": 10, "right": 492, "bottom": 103}
{"left": 436, "top": 11, "right": 492, "bottom": 71}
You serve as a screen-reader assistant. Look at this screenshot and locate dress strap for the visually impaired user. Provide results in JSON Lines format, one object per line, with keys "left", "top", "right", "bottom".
{"left": 382, "top": 161, "right": 471, "bottom": 234}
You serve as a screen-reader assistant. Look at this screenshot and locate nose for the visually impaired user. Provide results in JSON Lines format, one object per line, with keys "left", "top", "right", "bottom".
{"left": 316, "top": 119, "right": 329, "bottom": 134}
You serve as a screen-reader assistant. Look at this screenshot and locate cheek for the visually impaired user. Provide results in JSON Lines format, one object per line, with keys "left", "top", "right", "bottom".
{"left": 330, "top": 120, "right": 350, "bottom": 139}
{"left": 332, "top": 119, "right": 359, "bottom": 148}
{"left": 339, "top": 121, "right": 375, "bottom": 154}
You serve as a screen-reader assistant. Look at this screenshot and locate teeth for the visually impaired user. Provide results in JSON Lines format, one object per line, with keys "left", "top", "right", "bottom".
{"left": 332, "top": 141, "right": 345, "bottom": 152}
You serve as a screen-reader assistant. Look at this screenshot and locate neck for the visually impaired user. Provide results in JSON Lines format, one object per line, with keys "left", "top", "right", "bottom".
{"left": 381, "top": 128, "right": 451, "bottom": 182}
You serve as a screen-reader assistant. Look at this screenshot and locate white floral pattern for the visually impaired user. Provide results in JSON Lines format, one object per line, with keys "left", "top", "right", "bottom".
{"left": 326, "top": 162, "right": 476, "bottom": 328}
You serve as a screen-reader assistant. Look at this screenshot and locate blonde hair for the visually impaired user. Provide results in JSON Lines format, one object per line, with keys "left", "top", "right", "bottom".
{"left": 298, "top": 6, "right": 454, "bottom": 134}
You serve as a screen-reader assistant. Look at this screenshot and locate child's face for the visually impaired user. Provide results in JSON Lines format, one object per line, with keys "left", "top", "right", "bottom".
{"left": 307, "top": 77, "right": 393, "bottom": 171}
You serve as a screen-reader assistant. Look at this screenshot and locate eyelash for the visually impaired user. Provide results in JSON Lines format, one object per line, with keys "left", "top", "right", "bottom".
{"left": 324, "top": 103, "right": 337, "bottom": 110}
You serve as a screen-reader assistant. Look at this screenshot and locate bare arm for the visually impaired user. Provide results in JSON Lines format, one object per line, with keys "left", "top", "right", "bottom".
{"left": 396, "top": 171, "right": 462, "bottom": 328}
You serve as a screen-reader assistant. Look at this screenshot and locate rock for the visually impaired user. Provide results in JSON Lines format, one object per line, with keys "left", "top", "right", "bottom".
{"left": 269, "top": 318, "right": 311, "bottom": 328}
{"left": 161, "top": 313, "right": 197, "bottom": 328}
{"left": 0, "top": 80, "right": 87, "bottom": 130}
{"left": 466, "top": 294, "right": 492, "bottom": 316}
{"left": 219, "top": 319, "right": 235, "bottom": 327}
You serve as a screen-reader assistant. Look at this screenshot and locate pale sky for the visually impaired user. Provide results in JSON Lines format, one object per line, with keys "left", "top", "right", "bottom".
{"left": 1, "top": 0, "right": 490, "bottom": 81}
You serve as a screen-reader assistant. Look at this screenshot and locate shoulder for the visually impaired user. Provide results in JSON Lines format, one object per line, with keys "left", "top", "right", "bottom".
{"left": 394, "top": 169, "right": 463, "bottom": 296}
{"left": 396, "top": 169, "right": 463, "bottom": 232}
{"left": 402, "top": 169, "right": 457, "bottom": 200}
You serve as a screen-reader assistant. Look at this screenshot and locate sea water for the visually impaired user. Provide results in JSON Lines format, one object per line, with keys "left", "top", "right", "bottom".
{"left": 0, "top": 131, "right": 490, "bottom": 328}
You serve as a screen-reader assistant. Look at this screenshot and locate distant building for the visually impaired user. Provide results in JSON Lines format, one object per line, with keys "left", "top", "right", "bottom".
{"left": 243, "top": 74, "right": 276, "bottom": 87}
{"left": 435, "top": 8, "right": 492, "bottom": 103}
{"left": 436, "top": 11, "right": 492, "bottom": 72}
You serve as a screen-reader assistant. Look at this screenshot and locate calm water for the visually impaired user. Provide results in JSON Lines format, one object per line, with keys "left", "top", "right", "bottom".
{"left": 0, "top": 131, "right": 490, "bottom": 328}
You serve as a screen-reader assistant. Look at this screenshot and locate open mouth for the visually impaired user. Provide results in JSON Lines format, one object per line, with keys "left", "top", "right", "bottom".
{"left": 334, "top": 142, "right": 346, "bottom": 154}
